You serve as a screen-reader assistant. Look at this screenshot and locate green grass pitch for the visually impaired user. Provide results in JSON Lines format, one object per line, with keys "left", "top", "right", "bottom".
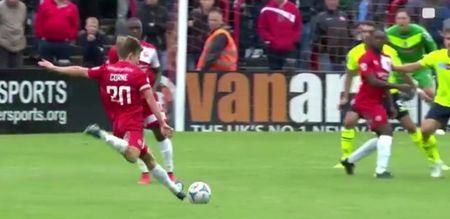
{"left": 1, "top": 132, "right": 450, "bottom": 219}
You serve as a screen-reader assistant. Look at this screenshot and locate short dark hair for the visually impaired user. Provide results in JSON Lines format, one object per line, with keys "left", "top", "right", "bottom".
{"left": 396, "top": 8, "right": 411, "bottom": 17}
{"left": 117, "top": 36, "right": 142, "bottom": 59}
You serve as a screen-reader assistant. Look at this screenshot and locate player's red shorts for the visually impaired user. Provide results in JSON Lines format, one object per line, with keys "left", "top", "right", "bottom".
{"left": 352, "top": 103, "right": 388, "bottom": 130}
{"left": 112, "top": 122, "right": 148, "bottom": 157}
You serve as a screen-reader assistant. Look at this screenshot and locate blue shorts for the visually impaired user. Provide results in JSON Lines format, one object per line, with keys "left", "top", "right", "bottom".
{"left": 426, "top": 103, "right": 450, "bottom": 127}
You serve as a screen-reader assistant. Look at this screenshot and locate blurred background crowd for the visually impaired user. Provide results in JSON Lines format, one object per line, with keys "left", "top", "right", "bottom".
{"left": 0, "top": 0, "right": 449, "bottom": 71}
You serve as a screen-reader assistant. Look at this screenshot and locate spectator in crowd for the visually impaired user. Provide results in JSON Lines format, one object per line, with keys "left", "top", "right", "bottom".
{"left": 35, "top": 0, "right": 79, "bottom": 65}
{"left": 77, "top": 17, "right": 106, "bottom": 67}
{"left": 73, "top": 0, "right": 100, "bottom": 28}
{"left": 364, "top": 0, "right": 392, "bottom": 27}
{"left": 138, "top": 0, "right": 169, "bottom": 71}
{"left": 312, "top": 0, "right": 350, "bottom": 71}
{"left": 257, "top": 0, "right": 302, "bottom": 70}
{"left": 196, "top": 9, "right": 238, "bottom": 72}
{"left": 386, "top": 0, "right": 407, "bottom": 26}
{"left": 24, "top": 0, "right": 44, "bottom": 61}
{"left": 297, "top": 0, "right": 322, "bottom": 69}
{"left": 0, "top": 0, "right": 27, "bottom": 68}
{"left": 188, "top": 0, "right": 219, "bottom": 70}
{"left": 116, "top": 0, "right": 137, "bottom": 35}
{"left": 430, "top": 0, "right": 450, "bottom": 47}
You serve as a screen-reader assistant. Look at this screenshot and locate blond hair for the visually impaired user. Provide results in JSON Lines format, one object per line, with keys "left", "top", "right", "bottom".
{"left": 86, "top": 17, "right": 99, "bottom": 27}
{"left": 117, "top": 36, "right": 142, "bottom": 59}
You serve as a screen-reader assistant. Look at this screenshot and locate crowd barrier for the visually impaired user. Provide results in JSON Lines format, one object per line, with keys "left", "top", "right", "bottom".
{"left": 0, "top": 69, "right": 437, "bottom": 134}
{"left": 0, "top": 69, "right": 109, "bottom": 134}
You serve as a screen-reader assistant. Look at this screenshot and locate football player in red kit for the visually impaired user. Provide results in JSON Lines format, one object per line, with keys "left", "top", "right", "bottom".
{"left": 108, "top": 18, "right": 176, "bottom": 184}
{"left": 340, "top": 30, "right": 412, "bottom": 179}
{"left": 38, "top": 36, "right": 185, "bottom": 200}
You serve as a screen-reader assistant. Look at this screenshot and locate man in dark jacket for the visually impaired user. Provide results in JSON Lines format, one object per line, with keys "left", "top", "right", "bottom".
{"left": 76, "top": 17, "right": 105, "bottom": 67}
{"left": 311, "top": 0, "right": 350, "bottom": 71}
{"left": 138, "top": 0, "right": 168, "bottom": 70}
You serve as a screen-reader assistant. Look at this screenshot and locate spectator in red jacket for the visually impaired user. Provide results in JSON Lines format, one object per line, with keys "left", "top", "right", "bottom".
{"left": 257, "top": 0, "right": 302, "bottom": 70}
{"left": 34, "top": 0, "right": 79, "bottom": 65}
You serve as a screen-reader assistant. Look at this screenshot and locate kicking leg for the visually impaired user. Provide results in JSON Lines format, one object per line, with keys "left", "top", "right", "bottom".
{"left": 341, "top": 138, "right": 378, "bottom": 175}
{"left": 140, "top": 152, "right": 185, "bottom": 200}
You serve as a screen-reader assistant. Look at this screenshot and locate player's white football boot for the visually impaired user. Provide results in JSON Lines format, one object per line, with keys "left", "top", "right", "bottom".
{"left": 435, "top": 129, "right": 446, "bottom": 136}
{"left": 84, "top": 124, "right": 101, "bottom": 139}
{"left": 431, "top": 163, "right": 443, "bottom": 178}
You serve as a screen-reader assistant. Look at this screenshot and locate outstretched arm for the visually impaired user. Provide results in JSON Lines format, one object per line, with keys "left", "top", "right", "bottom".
{"left": 38, "top": 59, "right": 89, "bottom": 78}
{"left": 393, "top": 62, "right": 423, "bottom": 74}
{"left": 365, "top": 73, "right": 411, "bottom": 92}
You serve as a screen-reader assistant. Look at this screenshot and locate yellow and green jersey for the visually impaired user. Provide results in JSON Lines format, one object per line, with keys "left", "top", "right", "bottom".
{"left": 346, "top": 43, "right": 402, "bottom": 93}
{"left": 419, "top": 49, "right": 450, "bottom": 107}
{"left": 386, "top": 24, "right": 437, "bottom": 63}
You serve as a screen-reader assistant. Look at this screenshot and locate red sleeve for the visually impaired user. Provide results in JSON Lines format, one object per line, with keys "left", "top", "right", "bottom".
{"left": 257, "top": 10, "right": 274, "bottom": 43}
{"left": 87, "top": 64, "right": 106, "bottom": 80}
{"left": 129, "top": 0, "right": 137, "bottom": 17}
{"left": 358, "top": 55, "right": 374, "bottom": 77}
{"left": 69, "top": 4, "right": 80, "bottom": 40}
{"left": 34, "top": 3, "right": 45, "bottom": 39}
{"left": 135, "top": 72, "right": 151, "bottom": 93}
{"left": 220, "top": 0, "right": 230, "bottom": 24}
{"left": 107, "top": 47, "right": 119, "bottom": 64}
{"left": 387, "top": 0, "right": 408, "bottom": 25}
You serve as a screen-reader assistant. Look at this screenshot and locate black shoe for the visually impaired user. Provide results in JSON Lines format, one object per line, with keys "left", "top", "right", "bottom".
{"left": 174, "top": 181, "right": 185, "bottom": 200}
{"left": 341, "top": 159, "right": 355, "bottom": 175}
{"left": 176, "top": 191, "right": 186, "bottom": 200}
{"left": 375, "top": 171, "right": 394, "bottom": 179}
{"left": 84, "top": 124, "right": 101, "bottom": 139}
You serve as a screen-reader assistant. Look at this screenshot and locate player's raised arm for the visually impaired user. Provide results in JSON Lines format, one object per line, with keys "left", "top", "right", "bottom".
{"left": 38, "top": 59, "right": 89, "bottom": 78}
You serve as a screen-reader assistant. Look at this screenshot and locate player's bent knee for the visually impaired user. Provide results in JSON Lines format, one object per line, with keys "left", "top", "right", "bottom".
{"left": 421, "top": 120, "right": 438, "bottom": 137}
{"left": 124, "top": 147, "right": 140, "bottom": 163}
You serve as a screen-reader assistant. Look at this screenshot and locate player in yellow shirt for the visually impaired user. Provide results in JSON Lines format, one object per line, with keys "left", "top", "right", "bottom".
{"left": 393, "top": 29, "right": 450, "bottom": 177}
{"left": 336, "top": 21, "right": 448, "bottom": 174}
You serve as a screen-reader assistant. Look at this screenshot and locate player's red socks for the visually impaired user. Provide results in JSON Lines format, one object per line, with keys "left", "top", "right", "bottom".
{"left": 168, "top": 172, "right": 176, "bottom": 182}
{"left": 138, "top": 172, "right": 151, "bottom": 185}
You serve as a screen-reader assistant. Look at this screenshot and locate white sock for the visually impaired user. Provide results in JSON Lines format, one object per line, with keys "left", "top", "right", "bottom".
{"left": 375, "top": 135, "right": 393, "bottom": 174}
{"left": 159, "top": 138, "right": 174, "bottom": 172}
{"left": 137, "top": 158, "right": 149, "bottom": 173}
{"left": 99, "top": 130, "right": 128, "bottom": 154}
{"left": 348, "top": 138, "right": 378, "bottom": 163}
{"left": 151, "top": 164, "right": 180, "bottom": 193}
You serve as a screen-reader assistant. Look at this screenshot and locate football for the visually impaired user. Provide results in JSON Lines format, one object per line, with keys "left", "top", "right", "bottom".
{"left": 187, "top": 182, "right": 211, "bottom": 204}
